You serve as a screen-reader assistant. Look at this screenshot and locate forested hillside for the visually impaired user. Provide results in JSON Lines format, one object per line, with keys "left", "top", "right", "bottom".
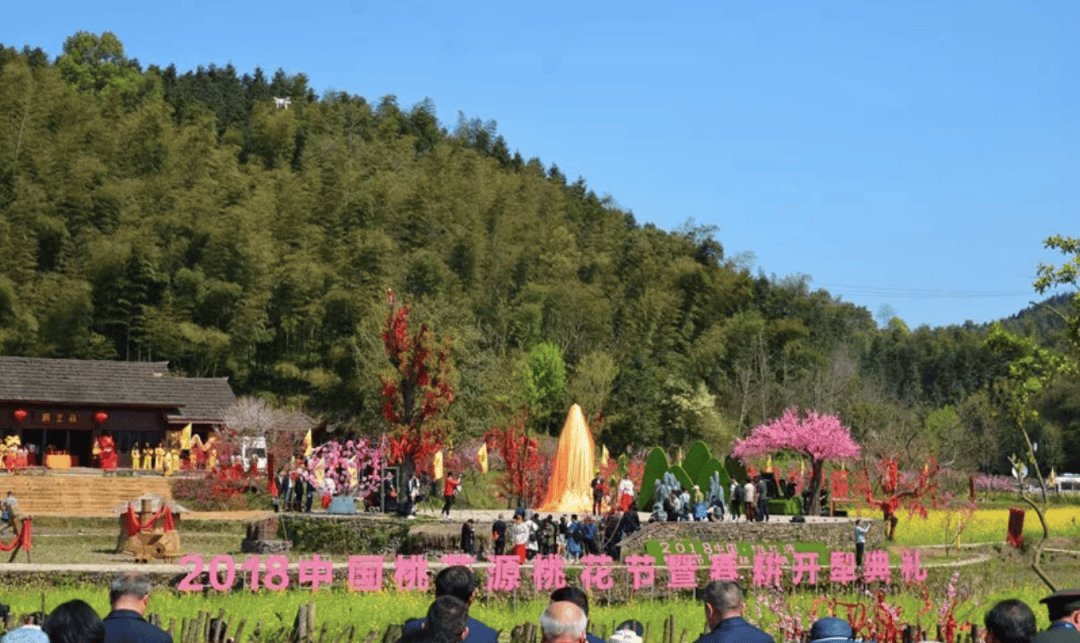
{"left": 1, "top": 34, "right": 1077, "bottom": 475}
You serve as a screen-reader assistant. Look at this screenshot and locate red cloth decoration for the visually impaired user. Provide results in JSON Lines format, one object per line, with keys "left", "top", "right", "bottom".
{"left": 94, "top": 411, "right": 108, "bottom": 424}
{"left": 1006, "top": 507, "right": 1025, "bottom": 548}
{"left": 0, "top": 518, "right": 32, "bottom": 552}
{"left": 123, "top": 503, "right": 167, "bottom": 537}
{"left": 162, "top": 508, "right": 175, "bottom": 533}
{"left": 269, "top": 477, "right": 279, "bottom": 497}
{"left": 321, "top": 494, "right": 331, "bottom": 509}
{"left": 13, "top": 409, "right": 27, "bottom": 423}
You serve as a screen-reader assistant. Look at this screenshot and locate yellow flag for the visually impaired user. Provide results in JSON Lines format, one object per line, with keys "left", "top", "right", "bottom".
{"left": 477, "top": 443, "right": 488, "bottom": 474}
{"left": 181, "top": 423, "right": 192, "bottom": 450}
{"left": 601, "top": 444, "right": 610, "bottom": 465}
{"left": 1049, "top": 468, "right": 1058, "bottom": 488}
{"left": 433, "top": 450, "right": 444, "bottom": 480}
{"left": 765, "top": 456, "right": 773, "bottom": 473}
{"left": 303, "top": 429, "right": 313, "bottom": 457}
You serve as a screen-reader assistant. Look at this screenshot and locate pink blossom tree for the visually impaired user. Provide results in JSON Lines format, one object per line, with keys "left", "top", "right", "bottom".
{"left": 299, "top": 439, "right": 386, "bottom": 499}
{"left": 732, "top": 408, "right": 860, "bottom": 517}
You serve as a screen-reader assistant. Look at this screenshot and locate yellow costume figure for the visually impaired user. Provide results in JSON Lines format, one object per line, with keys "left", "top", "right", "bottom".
{"left": 142, "top": 445, "right": 153, "bottom": 470}
{"left": 170, "top": 447, "right": 181, "bottom": 472}
{"left": 130, "top": 446, "right": 141, "bottom": 470}
{"left": 154, "top": 445, "right": 166, "bottom": 472}
{"left": 5, "top": 434, "right": 21, "bottom": 458}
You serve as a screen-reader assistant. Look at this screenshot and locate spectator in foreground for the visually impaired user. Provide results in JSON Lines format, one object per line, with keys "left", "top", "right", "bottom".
{"left": 44, "top": 600, "right": 104, "bottom": 643}
{"left": 691, "top": 580, "right": 774, "bottom": 643}
{"left": 539, "top": 602, "right": 587, "bottom": 643}
{"left": 1, "top": 611, "right": 49, "bottom": 643}
{"left": 399, "top": 566, "right": 498, "bottom": 643}
{"left": 608, "top": 621, "right": 644, "bottom": 643}
{"left": 103, "top": 573, "right": 172, "bottom": 643}
{"left": 549, "top": 587, "right": 603, "bottom": 643}
{"left": 399, "top": 596, "right": 470, "bottom": 643}
{"left": 985, "top": 599, "right": 1037, "bottom": 643}
{"left": 807, "top": 617, "right": 853, "bottom": 643}
{"left": 1034, "top": 590, "right": 1080, "bottom": 643}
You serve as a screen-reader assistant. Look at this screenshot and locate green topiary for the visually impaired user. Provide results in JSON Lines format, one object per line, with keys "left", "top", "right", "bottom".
{"left": 682, "top": 441, "right": 711, "bottom": 482}
{"left": 725, "top": 455, "right": 748, "bottom": 485}
{"left": 694, "top": 457, "right": 730, "bottom": 491}
{"left": 638, "top": 447, "right": 671, "bottom": 510}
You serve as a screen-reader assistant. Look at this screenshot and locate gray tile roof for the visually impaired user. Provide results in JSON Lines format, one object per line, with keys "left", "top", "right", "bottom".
{"left": 163, "top": 378, "right": 238, "bottom": 422}
{"left": 0, "top": 356, "right": 178, "bottom": 405}
{"left": 0, "top": 357, "right": 237, "bottom": 421}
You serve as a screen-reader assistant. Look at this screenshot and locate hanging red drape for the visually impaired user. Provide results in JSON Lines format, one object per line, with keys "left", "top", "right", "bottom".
{"left": 0, "top": 518, "right": 32, "bottom": 552}
{"left": 1006, "top": 507, "right": 1025, "bottom": 548}
{"left": 123, "top": 504, "right": 167, "bottom": 537}
{"left": 162, "top": 508, "right": 175, "bottom": 533}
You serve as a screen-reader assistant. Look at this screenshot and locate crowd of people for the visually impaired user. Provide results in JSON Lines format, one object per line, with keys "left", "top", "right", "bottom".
{"left": 2, "top": 567, "right": 1077, "bottom": 643}
{"left": 647, "top": 471, "right": 805, "bottom": 524}
{"left": 467, "top": 509, "right": 641, "bottom": 563}
{"left": 1, "top": 573, "right": 171, "bottom": 643}
{"left": 393, "top": 566, "right": 1080, "bottom": 643}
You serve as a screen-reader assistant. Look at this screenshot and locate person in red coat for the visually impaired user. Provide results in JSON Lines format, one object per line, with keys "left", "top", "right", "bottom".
{"left": 442, "top": 473, "right": 461, "bottom": 518}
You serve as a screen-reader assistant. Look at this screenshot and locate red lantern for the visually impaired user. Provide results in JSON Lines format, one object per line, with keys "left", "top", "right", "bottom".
{"left": 94, "top": 411, "right": 108, "bottom": 425}
{"left": 13, "top": 409, "right": 27, "bottom": 423}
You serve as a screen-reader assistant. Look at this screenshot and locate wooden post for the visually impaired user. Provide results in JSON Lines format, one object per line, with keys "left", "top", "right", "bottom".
{"left": 307, "top": 602, "right": 318, "bottom": 643}
{"left": 233, "top": 618, "right": 248, "bottom": 643}
{"left": 296, "top": 604, "right": 309, "bottom": 643}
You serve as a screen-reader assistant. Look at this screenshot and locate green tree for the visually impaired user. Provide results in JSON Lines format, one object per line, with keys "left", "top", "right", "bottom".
{"left": 520, "top": 342, "right": 567, "bottom": 435}
{"left": 55, "top": 31, "right": 147, "bottom": 111}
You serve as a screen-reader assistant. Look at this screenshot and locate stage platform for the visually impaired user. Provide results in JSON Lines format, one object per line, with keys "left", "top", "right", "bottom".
{"left": 0, "top": 468, "right": 173, "bottom": 517}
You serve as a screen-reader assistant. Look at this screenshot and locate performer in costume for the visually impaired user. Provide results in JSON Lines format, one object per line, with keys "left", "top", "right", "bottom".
{"left": 154, "top": 444, "right": 166, "bottom": 472}
{"left": 130, "top": 444, "right": 141, "bottom": 470}
{"left": 96, "top": 432, "right": 118, "bottom": 471}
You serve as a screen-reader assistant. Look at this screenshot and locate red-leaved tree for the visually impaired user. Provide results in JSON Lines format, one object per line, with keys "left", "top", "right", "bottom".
{"left": 484, "top": 412, "right": 549, "bottom": 508}
{"left": 732, "top": 408, "right": 861, "bottom": 517}
{"left": 381, "top": 290, "right": 454, "bottom": 478}
{"left": 856, "top": 456, "right": 942, "bottom": 540}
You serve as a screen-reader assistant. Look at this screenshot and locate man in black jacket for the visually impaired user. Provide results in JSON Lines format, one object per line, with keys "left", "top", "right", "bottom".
{"left": 400, "top": 567, "right": 497, "bottom": 643}
{"left": 491, "top": 515, "right": 507, "bottom": 556}
{"left": 691, "top": 581, "right": 773, "bottom": 643}
{"left": 103, "top": 573, "right": 172, "bottom": 643}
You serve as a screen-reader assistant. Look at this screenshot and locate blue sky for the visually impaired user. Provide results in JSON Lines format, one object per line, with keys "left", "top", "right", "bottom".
{"left": 6, "top": 1, "right": 1077, "bottom": 329}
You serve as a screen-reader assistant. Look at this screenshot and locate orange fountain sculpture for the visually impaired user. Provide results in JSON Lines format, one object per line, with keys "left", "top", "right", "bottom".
{"left": 538, "top": 404, "right": 595, "bottom": 513}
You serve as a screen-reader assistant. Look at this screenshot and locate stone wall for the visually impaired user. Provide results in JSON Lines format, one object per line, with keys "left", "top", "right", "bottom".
{"left": 619, "top": 518, "right": 858, "bottom": 553}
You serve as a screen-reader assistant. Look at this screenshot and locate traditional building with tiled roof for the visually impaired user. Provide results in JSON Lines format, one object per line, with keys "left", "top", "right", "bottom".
{"left": 0, "top": 356, "right": 237, "bottom": 468}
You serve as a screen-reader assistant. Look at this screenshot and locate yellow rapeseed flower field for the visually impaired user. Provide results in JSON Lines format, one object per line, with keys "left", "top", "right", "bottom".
{"left": 882, "top": 505, "right": 1080, "bottom": 546}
